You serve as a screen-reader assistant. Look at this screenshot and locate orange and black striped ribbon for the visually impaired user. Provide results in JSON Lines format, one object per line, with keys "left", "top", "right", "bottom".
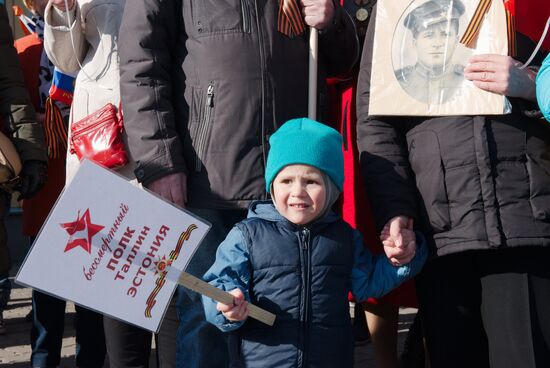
{"left": 44, "top": 97, "right": 68, "bottom": 159}
{"left": 277, "top": 0, "right": 306, "bottom": 37}
{"left": 504, "top": 2, "right": 517, "bottom": 57}
{"left": 459, "top": 0, "right": 492, "bottom": 49}
{"left": 459, "top": 0, "right": 516, "bottom": 57}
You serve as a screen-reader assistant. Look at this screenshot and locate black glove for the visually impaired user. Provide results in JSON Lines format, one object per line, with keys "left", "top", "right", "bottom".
{"left": 17, "top": 160, "right": 48, "bottom": 200}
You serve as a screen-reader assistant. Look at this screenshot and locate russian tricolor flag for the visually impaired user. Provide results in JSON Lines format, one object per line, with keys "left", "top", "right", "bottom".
{"left": 49, "top": 68, "right": 76, "bottom": 106}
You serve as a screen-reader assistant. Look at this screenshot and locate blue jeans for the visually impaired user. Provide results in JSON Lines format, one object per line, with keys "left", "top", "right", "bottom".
{"left": 176, "top": 208, "right": 247, "bottom": 368}
{"left": 30, "top": 234, "right": 106, "bottom": 368}
{"left": 31, "top": 290, "right": 106, "bottom": 367}
{"left": 0, "top": 192, "right": 10, "bottom": 312}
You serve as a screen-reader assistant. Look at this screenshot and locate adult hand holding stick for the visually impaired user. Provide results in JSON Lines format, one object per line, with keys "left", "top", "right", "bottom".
{"left": 300, "top": 0, "right": 335, "bottom": 119}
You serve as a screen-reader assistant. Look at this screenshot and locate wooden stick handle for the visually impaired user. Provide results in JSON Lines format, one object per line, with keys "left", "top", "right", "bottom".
{"left": 308, "top": 27, "right": 318, "bottom": 120}
{"left": 178, "top": 272, "right": 276, "bottom": 326}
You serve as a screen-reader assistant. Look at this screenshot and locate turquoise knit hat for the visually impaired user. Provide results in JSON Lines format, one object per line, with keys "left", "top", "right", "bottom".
{"left": 265, "top": 118, "right": 344, "bottom": 192}
{"left": 536, "top": 53, "right": 550, "bottom": 122}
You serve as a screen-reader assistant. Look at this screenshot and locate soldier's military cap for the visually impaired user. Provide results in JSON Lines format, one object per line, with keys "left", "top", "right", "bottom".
{"left": 404, "top": 0, "right": 465, "bottom": 36}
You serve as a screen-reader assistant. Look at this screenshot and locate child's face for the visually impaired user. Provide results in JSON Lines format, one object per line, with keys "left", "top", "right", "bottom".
{"left": 272, "top": 164, "right": 326, "bottom": 225}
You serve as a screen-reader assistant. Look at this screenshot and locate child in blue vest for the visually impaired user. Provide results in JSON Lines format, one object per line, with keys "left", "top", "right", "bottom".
{"left": 202, "top": 118, "right": 427, "bottom": 367}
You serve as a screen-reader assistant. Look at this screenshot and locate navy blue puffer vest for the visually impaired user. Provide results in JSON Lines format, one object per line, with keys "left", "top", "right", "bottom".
{"left": 228, "top": 211, "right": 355, "bottom": 368}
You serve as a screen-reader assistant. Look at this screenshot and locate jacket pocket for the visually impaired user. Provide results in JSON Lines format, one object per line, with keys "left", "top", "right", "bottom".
{"left": 407, "top": 130, "right": 451, "bottom": 233}
{"left": 191, "top": 82, "right": 215, "bottom": 172}
{"left": 240, "top": 326, "right": 299, "bottom": 368}
{"left": 526, "top": 153, "right": 550, "bottom": 221}
{"left": 188, "top": 0, "right": 251, "bottom": 36}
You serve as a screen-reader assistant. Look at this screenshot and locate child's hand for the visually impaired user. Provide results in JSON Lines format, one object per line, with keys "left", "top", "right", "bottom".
{"left": 381, "top": 220, "right": 416, "bottom": 266}
{"left": 216, "top": 288, "right": 249, "bottom": 322}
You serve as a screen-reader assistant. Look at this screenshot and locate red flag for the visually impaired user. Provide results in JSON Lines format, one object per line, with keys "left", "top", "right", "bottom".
{"left": 506, "top": 0, "right": 550, "bottom": 52}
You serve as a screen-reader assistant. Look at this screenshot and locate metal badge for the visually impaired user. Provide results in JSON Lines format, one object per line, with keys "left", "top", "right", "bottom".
{"left": 356, "top": 7, "right": 369, "bottom": 22}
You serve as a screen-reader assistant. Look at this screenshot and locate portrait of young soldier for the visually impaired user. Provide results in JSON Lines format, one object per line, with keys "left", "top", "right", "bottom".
{"left": 394, "top": 0, "right": 466, "bottom": 104}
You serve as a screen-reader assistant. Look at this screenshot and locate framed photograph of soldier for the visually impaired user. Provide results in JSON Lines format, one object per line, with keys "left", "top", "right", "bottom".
{"left": 368, "top": 0, "right": 509, "bottom": 116}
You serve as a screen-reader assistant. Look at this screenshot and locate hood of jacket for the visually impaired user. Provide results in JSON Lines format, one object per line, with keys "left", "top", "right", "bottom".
{"left": 247, "top": 200, "right": 341, "bottom": 228}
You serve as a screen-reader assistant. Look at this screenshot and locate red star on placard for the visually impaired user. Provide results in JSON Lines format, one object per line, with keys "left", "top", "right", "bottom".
{"left": 60, "top": 209, "right": 104, "bottom": 253}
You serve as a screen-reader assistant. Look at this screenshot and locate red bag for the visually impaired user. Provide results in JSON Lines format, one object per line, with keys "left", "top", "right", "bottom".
{"left": 70, "top": 103, "right": 128, "bottom": 168}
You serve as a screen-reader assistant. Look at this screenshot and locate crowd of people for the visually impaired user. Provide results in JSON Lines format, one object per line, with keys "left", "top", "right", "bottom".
{"left": 0, "top": 0, "right": 549, "bottom": 367}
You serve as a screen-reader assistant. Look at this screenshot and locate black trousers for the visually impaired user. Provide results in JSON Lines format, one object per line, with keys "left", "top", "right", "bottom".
{"left": 417, "top": 247, "right": 550, "bottom": 368}
{"left": 103, "top": 291, "right": 178, "bottom": 368}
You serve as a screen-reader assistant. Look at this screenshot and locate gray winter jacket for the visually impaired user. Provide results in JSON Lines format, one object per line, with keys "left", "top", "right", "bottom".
{"left": 119, "top": 0, "right": 359, "bottom": 209}
{"left": 0, "top": 5, "right": 47, "bottom": 164}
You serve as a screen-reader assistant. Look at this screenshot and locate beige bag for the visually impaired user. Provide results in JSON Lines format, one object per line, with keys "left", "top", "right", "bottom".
{"left": 0, "top": 130, "right": 22, "bottom": 191}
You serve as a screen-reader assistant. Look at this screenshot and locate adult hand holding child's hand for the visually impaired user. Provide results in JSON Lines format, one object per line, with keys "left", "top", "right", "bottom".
{"left": 381, "top": 216, "right": 416, "bottom": 266}
{"left": 217, "top": 289, "right": 249, "bottom": 322}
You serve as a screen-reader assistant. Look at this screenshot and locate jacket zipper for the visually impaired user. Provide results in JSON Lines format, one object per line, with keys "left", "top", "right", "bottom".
{"left": 71, "top": 114, "right": 118, "bottom": 136}
{"left": 252, "top": 0, "right": 267, "bottom": 199}
{"left": 241, "top": 0, "right": 251, "bottom": 33}
{"left": 195, "top": 82, "right": 214, "bottom": 172}
{"left": 298, "top": 227, "right": 311, "bottom": 368}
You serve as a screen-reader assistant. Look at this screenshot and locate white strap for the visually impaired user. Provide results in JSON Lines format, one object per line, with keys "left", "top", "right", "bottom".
{"left": 520, "top": 16, "right": 550, "bottom": 70}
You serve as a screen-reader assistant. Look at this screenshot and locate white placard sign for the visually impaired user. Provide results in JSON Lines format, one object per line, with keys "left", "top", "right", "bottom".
{"left": 16, "top": 160, "right": 210, "bottom": 332}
